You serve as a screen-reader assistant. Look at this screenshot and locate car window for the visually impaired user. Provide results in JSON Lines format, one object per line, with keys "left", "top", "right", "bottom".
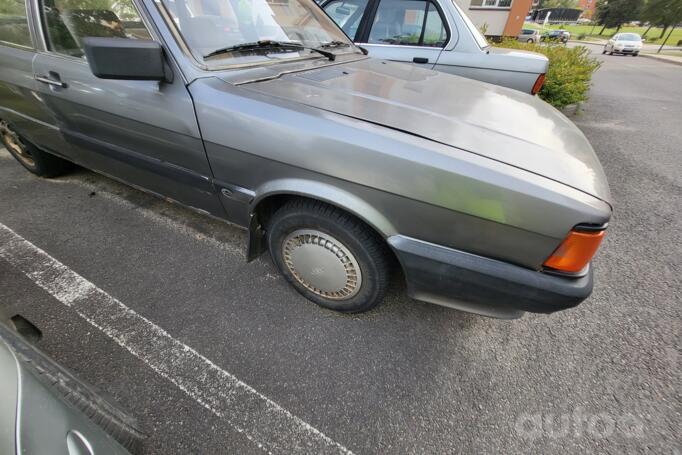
{"left": 39, "top": 0, "right": 151, "bottom": 58}
{"left": 619, "top": 33, "right": 640, "bottom": 41}
{"left": 422, "top": 3, "right": 446, "bottom": 46}
{"left": 324, "top": 0, "right": 368, "bottom": 39}
{"left": 159, "top": 0, "right": 353, "bottom": 67}
{"left": 368, "top": 0, "right": 447, "bottom": 47}
{"left": 0, "top": 0, "right": 33, "bottom": 47}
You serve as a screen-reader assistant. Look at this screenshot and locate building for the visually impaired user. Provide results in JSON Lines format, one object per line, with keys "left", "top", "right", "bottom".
{"left": 454, "top": 0, "right": 533, "bottom": 37}
{"left": 577, "top": 0, "right": 596, "bottom": 18}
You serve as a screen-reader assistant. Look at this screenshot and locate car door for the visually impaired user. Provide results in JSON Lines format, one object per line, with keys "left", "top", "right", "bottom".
{"left": 606, "top": 35, "right": 614, "bottom": 51}
{"left": 355, "top": 0, "right": 449, "bottom": 68}
{"left": 0, "top": 0, "right": 73, "bottom": 159}
{"left": 31, "top": 0, "right": 225, "bottom": 216}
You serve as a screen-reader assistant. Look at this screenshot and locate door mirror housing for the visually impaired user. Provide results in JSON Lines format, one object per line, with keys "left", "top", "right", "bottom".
{"left": 82, "top": 37, "right": 171, "bottom": 82}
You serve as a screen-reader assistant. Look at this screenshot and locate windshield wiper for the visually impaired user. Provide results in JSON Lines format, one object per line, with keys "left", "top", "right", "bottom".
{"left": 203, "top": 40, "right": 336, "bottom": 61}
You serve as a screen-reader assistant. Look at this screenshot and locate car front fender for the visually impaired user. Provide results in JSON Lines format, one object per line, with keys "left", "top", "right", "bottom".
{"left": 246, "top": 178, "right": 398, "bottom": 261}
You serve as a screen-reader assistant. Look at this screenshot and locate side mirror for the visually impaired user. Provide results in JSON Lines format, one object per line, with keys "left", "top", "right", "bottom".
{"left": 82, "top": 37, "right": 171, "bottom": 82}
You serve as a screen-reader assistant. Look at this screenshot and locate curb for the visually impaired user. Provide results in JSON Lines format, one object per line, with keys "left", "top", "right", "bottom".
{"left": 561, "top": 102, "right": 582, "bottom": 117}
{"left": 639, "top": 53, "right": 682, "bottom": 66}
{"left": 569, "top": 40, "right": 606, "bottom": 45}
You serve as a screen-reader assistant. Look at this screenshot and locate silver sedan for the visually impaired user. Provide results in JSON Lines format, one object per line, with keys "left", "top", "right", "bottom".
{"left": 1, "top": 0, "right": 610, "bottom": 317}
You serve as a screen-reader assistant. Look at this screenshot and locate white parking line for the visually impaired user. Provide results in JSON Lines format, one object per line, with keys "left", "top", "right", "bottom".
{"left": 0, "top": 222, "right": 353, "bottom": 455}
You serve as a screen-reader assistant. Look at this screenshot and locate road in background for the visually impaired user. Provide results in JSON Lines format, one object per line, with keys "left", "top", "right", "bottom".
{"left": 0, "top": 47, "right": 679, "bottom": 453}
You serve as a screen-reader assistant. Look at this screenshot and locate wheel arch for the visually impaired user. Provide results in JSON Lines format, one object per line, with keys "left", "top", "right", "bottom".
{"left": 246, "top": 178, "right": 398, "bottom": 261}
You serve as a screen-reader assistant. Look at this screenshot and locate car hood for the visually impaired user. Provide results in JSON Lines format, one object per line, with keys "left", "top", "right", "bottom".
{"left": 235, "top": 58, "right": 611, "bottom": 204}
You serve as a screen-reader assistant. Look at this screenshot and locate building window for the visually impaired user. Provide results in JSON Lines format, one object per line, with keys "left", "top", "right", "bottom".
{"left": 470, "top": 0, "right": 512, "bottom": 7}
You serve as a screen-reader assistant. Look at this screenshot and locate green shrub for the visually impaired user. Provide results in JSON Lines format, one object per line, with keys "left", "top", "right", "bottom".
{"left": 577, "top": 33, "right": 587, "bottom": 40}
{"left": 494, "top": 39, "right": 601, "bottom": 109}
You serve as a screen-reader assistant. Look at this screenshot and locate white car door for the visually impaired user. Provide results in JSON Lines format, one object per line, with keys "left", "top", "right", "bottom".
{"left": 608, "top": 35, "right": 618, "bottom": 51}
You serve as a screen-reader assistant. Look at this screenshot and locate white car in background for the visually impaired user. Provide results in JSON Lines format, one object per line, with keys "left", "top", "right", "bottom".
{"left": 319, "top": 0, "right": 549, "bottom": 94}
{"left": 518, "top": 28, "right": 541, "bottom": 43}
{"left": 603, "top": 33, "right": 643, "bottom": 56}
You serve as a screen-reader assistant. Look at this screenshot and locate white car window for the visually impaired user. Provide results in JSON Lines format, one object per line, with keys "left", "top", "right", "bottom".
{"left": 368, "top": 0, "right": 447, "bottom": 48}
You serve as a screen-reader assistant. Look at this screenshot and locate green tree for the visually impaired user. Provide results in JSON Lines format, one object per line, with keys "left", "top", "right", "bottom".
{"left": 595, "top": 0, "right": 645, "bottom": 34}
{"left": 642, "top": 0, "right": 682, "bottom": 39}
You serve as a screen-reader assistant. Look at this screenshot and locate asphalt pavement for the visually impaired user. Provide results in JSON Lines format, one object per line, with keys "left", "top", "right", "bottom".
{"left": 0, "top": 47, "right": 680, "bottom": 454}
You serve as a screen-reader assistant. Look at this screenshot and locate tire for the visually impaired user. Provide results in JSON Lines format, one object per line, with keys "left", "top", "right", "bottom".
{"left": 609, "top": 50, "right": 614, "bottom": 55}
{"left": 0, "top": 323, "right": 145, "bottom": 453}
{"left": 527, "top": 39, "right": 533, "bottom": 43}
{"left": 0, "top": 120, "right": 72, "bottom": 177}
{"left": 266, "top": 199, "right": 391, "bottom": 313}
{"left": 633, "top": 53, "right": 638, "bottom": 57}
{"left": 602, "top": 47, "right": 607, "bottom": 54}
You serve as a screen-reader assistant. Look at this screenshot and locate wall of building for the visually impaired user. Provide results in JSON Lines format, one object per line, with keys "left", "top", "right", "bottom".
{"left": 578, "top": 0, "right": 596, "bottom": 17}
{"left": 455, "top": 0, "right": 532, "bottom": 37}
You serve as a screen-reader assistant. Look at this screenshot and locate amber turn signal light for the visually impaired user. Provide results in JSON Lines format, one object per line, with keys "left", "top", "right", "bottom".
{"left": 543, "top": 229, "right": 606, "bottom": 273}
{"left": 531, "top": 73, "right": 546, "bottom": 95}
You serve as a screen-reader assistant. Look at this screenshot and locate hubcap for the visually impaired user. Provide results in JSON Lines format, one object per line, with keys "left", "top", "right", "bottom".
{"left": 282, "top": 229, "right": 362, "bottom": 300}
{"left": 0, "top": 121, "right": 34, "bottom": 167}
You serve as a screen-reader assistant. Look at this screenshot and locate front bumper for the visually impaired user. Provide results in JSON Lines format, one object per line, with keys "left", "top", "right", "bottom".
{"left": 388, "top": 235, "right": 593, "bottom": 319}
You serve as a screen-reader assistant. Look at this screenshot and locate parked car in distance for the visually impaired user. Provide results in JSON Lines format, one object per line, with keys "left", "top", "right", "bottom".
{"left": 319, "top": 0, "right": 549, "bottom": 94}
{"left": 1, "top": 0, "right": 611, "bottom": 318}
{"left": 518, "top": 28, "right": 541, "bottom": 43}
{"left": 603, "top": 33, "right": 643, "bottom": 56}
{"left": 541, "top": 29, "right": 570, "bottom": 43}
{"left": 0, "top": 316, "right": 143, "bottom": 454}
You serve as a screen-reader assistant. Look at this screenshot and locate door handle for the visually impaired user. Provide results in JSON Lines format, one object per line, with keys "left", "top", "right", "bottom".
{"left": 412, "top": 57, "right": 429, "bottom": 64}
{"left": 35, "top": 75, "right": 67, "bottom": 88}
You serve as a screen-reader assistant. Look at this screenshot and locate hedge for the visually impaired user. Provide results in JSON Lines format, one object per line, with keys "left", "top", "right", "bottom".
{"left": 495, "top": 39, "right": 602, "bottom": 109}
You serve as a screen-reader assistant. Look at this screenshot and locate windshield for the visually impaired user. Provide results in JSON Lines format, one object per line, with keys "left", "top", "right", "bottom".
{"left": 618, "top": 33, "right": 641, "bottom": 41}
{"left": 451, "top": 0, "right": 488, "bottom": 49}
{"left": 158, "top": 0, "right": 355, "bottom": 67}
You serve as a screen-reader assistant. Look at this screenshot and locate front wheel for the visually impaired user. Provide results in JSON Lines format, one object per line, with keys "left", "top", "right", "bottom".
{"left": 266, "top": 199, "right": 391, "bottom": 313}
{"left": 527, "top": 39, "right": 533, "bottom": 43}
{"left": 602, "top": 47, "right": 607, "bottom": 54}
{"left": 633, "top": 53, "right": 639, "bottom": 57}
{"left": 0, "top": 120, "right": 72, "bottom": 177}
